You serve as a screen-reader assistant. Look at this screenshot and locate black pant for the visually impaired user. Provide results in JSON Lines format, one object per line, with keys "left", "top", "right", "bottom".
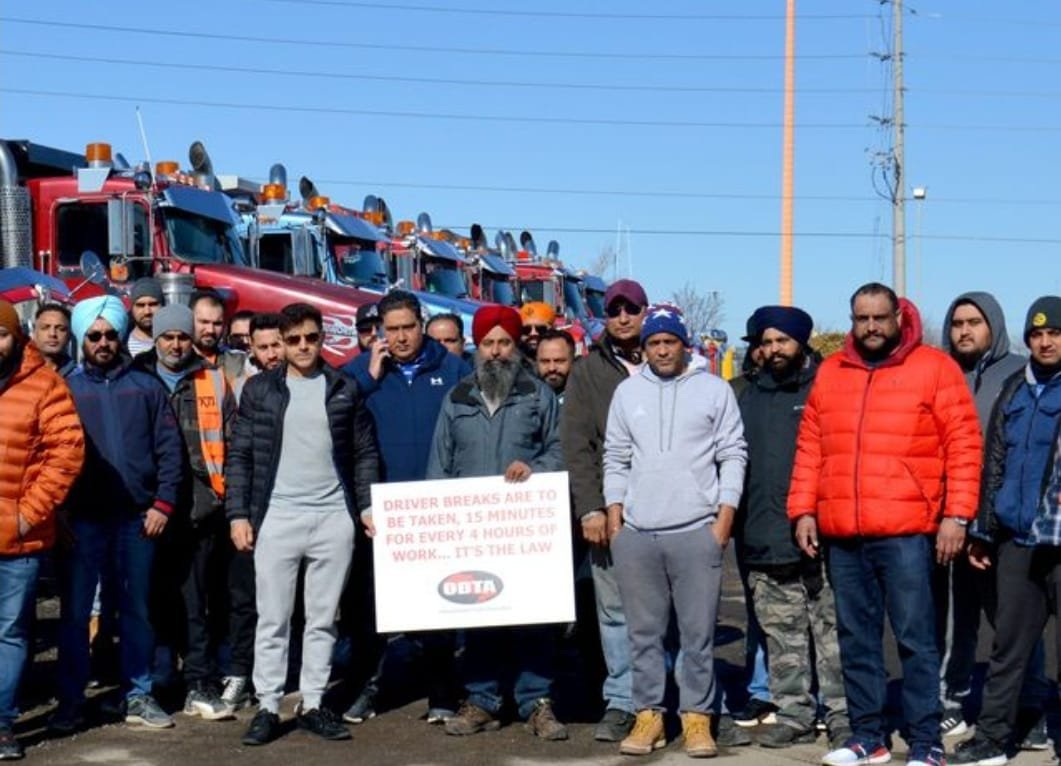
{"left": 228, "top": 548, "right": 256, "bottom": 677}
{"left": 178, "top": 514, "right": 231, "bottom": 683}
{"left": 976, "top": 540, "right": 1061, "bottom": 745}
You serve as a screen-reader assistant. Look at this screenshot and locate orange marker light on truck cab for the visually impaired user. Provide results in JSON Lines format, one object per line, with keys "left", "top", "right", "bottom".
{"left": 396, "top": 220, "right": 415, "bottom": 236}
{"left": 85, "top": 142, "right": 113, "bottom": 165}
{"left": 307, "top": 195, "right": 330, "bottom": 211}
{"left": 261, "top": 183, "right": 287, "bottom": 202}
{"left": 155, "top": 160, "right": 180, "bottom": 177}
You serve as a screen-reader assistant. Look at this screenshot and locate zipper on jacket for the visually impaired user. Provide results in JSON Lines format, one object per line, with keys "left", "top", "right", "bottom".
{"left": 853, "top": 368, "right": 876, "bottom": 536}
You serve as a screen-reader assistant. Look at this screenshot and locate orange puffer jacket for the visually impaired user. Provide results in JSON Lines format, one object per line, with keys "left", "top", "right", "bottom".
{"left": 787, "top": 300, "right": 982, "bottom": 538}
{"left": 0, "top": 343, "right": 85, "bottom": 555}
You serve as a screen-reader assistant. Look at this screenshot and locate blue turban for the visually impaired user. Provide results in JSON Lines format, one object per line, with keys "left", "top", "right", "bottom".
{"left": 749, "top": 305, "right": 814, "bottom": 348}
{"left": 71, "top": 295, "right": 129, "bottom": 346}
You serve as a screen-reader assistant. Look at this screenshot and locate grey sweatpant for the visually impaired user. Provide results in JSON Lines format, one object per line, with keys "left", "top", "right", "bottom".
{"left": 612, "top": 524, "right": 723, "bottom": 713}
{"left": 253, "top": 508, "right": 355, "bottom": 713}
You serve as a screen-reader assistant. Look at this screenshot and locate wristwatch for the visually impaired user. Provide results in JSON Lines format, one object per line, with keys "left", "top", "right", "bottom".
{"left": 944, "top": 516, "right": 969, "bottom": 527}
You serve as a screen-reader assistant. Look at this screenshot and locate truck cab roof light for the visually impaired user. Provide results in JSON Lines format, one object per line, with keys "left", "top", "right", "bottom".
{"left": 396, "top": 220, "right": 415, "bottom": 236}
{"left": 261, "top": 183, "right": 287, "bottom": 202}
{"left": 85, "top": 142, "right": 113, "bottom": 168}
{"left": 307, "top": 195, "right": 330, "bottom": 211}
{"left": 155, "top": 160, "right": 180, "bottom": 178}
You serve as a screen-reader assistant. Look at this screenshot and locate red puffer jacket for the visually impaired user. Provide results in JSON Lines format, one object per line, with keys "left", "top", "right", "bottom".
{"left": 0, "top": 343, "right": 85, "bottom": 555}
{"left": 786, "top": 299, "right": 982, "bottom": 538}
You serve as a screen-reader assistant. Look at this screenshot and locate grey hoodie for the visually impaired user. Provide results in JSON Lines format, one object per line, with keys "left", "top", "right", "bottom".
{"left": 941, "top": 291, "right": 1026, "bottom": 432}
{"left": 603, "top": 364, "right": 746, "bottom": 532}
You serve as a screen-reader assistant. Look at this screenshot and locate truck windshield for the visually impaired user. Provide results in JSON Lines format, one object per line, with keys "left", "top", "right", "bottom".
{"left": 586, "top": 289, "right": 607, "bottom": 319}
{"left": 563, "top": 279, "right": 588, "bottom": 320}
{"left": 163, "top": 209, "right": 244, "bottom": 264}
{"left": 424, "top": 259, "right": 468, "bottom": 299}
{"left": 520, "top": 279, "right": 557, "bottom": 307}
{"left": 333, "top": 242, "right": 388, "bottom": 289}
{"left": 484, "top": 274, "right": 516, "bottom": 306}
{"left": 257, "top": 232, "right": 293, "bottom": 274}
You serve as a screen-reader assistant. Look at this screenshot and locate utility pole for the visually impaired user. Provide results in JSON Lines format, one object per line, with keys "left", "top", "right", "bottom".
{"left": 892, "top": 0, "right": 906, "bottom": 296}
{"left": 779, "top": 0, "right": 795, "bottom": 306}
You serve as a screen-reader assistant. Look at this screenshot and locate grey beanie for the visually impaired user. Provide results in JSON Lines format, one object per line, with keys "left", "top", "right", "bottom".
{"left": 152, "top": 304, "right": 194, "bottom": 341}
{"left": 131, "top": 277, "right": 164, "bottom": 303}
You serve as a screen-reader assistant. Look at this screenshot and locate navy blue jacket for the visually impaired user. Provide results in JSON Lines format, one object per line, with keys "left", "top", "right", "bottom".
{"left": 978, "top": 365, "right": 1061, "bottom": 543}
{"left": 344, "top": 338, "right": 471, "bottom": 482}
{"left": 65, "top": 359, "right": 184, "bottom": 519}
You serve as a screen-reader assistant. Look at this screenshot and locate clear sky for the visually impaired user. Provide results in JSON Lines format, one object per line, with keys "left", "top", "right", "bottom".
{"left": 1, "top": 1, "right": 1058, "bottom": 345}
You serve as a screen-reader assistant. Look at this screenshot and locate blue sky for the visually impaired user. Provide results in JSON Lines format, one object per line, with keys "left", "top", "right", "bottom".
{"left": 1, "top": 1, "right": 1058, "bottom": 344}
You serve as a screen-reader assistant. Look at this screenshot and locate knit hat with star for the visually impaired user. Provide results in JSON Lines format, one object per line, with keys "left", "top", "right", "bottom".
{"left": 640, "top": 304, "right": 690, "bottom": 347}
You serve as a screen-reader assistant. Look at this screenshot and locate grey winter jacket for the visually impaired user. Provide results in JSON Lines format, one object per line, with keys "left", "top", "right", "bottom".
{"left": 427, "top": 366, "right": 563, "bottom": 480}
{"left": 942, "top": 291, "right": 1026, "bottom": 432}
{"left": 603, "top": 365, "right": 747, "bottom": 532}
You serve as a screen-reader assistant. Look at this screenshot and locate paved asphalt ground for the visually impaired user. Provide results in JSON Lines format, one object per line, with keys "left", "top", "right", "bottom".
{"left": 14, "top": 548, "right": 1060, "bottom": 765}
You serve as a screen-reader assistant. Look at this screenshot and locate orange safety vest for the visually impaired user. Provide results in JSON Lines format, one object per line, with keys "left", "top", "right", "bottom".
{"left": 193, "top": 368, "right": 228, "bottom": 498}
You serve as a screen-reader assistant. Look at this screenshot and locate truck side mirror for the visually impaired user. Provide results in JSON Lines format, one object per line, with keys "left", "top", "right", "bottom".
{"left": 107, "top": 199, "right": 137, "bottom": 260}
{"left": 79, "top": 251, "right": 107, "bottom": 285}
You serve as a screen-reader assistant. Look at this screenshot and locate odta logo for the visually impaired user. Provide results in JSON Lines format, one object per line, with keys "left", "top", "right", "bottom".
{"left": 438, "top": 571, "right": 503, "bottom": 604}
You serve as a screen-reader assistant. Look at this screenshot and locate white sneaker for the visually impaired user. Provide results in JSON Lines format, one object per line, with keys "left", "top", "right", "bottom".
{"left": 822, "top": 740, "right": 891, "bottom": 765}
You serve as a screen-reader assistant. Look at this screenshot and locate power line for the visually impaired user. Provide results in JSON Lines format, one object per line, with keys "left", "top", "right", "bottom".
{"left": 0, "top": 17, "right": 866, "bottom": 61}
{"left": 5, "top": 50, "right": 1054, "bottom": 99}
{"left": 0, "top": 87, "right": 869, "bottom": 129}
{"left": 433, "top": 226, "right": 1061, "bottom": 244}
{"left": 259, "top": 0, "right": 872, "bottom": 21}
{"left": 0, "top": 49, "right": 881, "bottom": 95}
{"left": 283, "top": 178, "right": 1061, "bottom": 206}
{"left": 4, "top": 87, "right": 1056, "bottom": 133}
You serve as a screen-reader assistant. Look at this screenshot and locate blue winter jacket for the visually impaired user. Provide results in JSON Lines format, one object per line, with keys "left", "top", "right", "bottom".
{"left": 344, "top": 338, "right": 471, "bottom": 482}
{"left": 984, "top": 365, "right": 1061, "bottom": 543}
{"left": 65, "top": 359, "right": 184, "bottom": 519}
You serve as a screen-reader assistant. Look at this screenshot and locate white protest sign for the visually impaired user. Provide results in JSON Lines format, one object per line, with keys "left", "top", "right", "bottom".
{"left": 371, "top": 471, "right": 574, "bottom": 632}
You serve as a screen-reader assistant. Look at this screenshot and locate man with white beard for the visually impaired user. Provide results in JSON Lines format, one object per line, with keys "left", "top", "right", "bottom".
{"left": 427, "top": 305, "right": 567, "bottom": 741}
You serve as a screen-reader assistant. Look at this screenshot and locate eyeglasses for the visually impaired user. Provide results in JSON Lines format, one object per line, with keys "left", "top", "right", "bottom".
{"left": 84, "top": 330, "right": 120, "bottom": 343}
{"left": 606, "top": 303, "right": 644, "bottom": 318}
{"left": 522, "top": 324, "right": 549, "bottom": 337}
{"left": 228, "top": 333, "right": 250, "bottom": 342}
{"left": 283, "top": 332, "right": 322, "bottom": 346}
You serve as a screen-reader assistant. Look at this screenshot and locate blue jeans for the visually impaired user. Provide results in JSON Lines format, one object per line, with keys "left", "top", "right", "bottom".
{"left": 0, "top": 554, "right": 41, "bottom": 727}
{"left": 58, "top": 516, "right": 156, "bottom": 705}
{"left": 590, "top": 546, "right": 634, "bottom": 713}
{"left": 828, "top": 535, "right": 941, "bottom": 750}
{"left": 463, "top": 625, "right": 555, "bottom": 720}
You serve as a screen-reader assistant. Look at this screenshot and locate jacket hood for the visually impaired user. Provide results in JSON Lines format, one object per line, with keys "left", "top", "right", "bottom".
{"left": 941, "top": 291, "right": 1011, "bottom": 364}
{"left": 842, "top": 297, "right": 923, "bottom": 368}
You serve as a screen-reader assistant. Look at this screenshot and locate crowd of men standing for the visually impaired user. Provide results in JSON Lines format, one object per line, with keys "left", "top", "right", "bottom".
{"left": 0, "top": 273, "right": 1059, "bottom": 766}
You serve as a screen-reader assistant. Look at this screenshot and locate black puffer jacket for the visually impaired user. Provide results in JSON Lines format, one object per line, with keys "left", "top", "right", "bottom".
{"left": 225, "top": 363, "right": 379, "bottom": 530}
{"left": 737, "top": 353, "right": 819, "bottom": 568}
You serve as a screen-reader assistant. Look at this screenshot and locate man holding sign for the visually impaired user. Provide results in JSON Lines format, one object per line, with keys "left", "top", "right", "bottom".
{"left": 427, "top": 305, "right": 568, "bottom": 740}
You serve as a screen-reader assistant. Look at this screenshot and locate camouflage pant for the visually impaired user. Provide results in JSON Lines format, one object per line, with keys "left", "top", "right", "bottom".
{"left": 747, "top": 563, "right": 848, "bottom": 731}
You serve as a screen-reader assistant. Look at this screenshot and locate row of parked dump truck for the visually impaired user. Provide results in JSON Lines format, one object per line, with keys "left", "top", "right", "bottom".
{"left": 0, "top": 138, "right": 612, "bottom": 366}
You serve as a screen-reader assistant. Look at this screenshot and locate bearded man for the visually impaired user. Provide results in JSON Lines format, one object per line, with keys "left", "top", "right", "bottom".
{"left": 427, "top": 304, "right": 567, "bottom": 741}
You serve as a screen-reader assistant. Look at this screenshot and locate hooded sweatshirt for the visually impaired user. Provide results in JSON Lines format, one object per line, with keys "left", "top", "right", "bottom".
{"left": 603, "top": 364, "right": 747, "bottom": 533}
{"left": 941, "top": 291, "right": 1026, "bottom": 432}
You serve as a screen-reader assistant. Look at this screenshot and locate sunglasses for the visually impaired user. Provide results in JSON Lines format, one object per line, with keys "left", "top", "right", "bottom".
{"left": 84, "top": 329, "right": 120, "bottom": 343}
{"left": 283, "top": 332, "right": 322, "bottom": 347}
{"left": 606, "top": 303, "right": 644, "bottom": 318}
{"left": 521, "top": 324, "right": 549, "bottom": 337}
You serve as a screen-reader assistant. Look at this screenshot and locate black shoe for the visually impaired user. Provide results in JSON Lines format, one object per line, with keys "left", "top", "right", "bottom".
{"left": 716, "top": 714, "right": 752, "bottom": 747}
{"left": 1019, "top": 711, "right": 1049, "bottom": 751}
{"left": 756, "top": 722, "right": 817, "bottom": 748}
{"left": 0, "top": 727, "right": 23, "bottom": 761}
{"left": 734, "top": 698, "right": 778, "bottom": 727}
{"left": 298, "top": 707, "right": 351, "bottom": 741}
{"left": 594, "top": 708, "right": 636, "bottom": 742}
{"left": 950, "top": 735, "right": 1007, "bottom": 765}
{"left": 242, "top": 709, "right": 281, "bottom": 746}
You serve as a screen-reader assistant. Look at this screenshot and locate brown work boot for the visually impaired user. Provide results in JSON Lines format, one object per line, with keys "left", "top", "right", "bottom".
{"left": 526, "top": 698, "right": 568, "bottom": 740}
{"left": 681, "top": 712, "right": 717, "bottom": 758}
{"left": 619, "top": 709, "right": 666, "bottom": 755}
{"left": 443, "top": 702, "right": 500, "bottom": 736}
